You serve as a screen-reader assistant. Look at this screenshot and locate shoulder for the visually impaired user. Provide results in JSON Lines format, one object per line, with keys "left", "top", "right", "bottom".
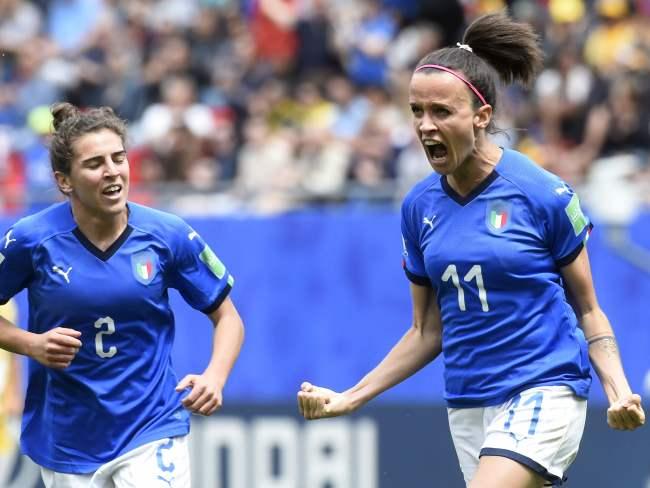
{"left": 8, "top": 202, "right": 76, "bottom": 247}
{"left": 127, "top": 202, "right": 193, "bottom": 244}
{"left": 497, "top": 149, "right": 571, "bottom": 205}
{"left": 402, "top": 172, "right": 441, "bottom": 213}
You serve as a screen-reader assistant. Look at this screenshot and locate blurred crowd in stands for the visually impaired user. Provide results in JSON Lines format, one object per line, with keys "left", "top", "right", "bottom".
{"left": 0, "top": 0, "right": 649, "bottom": 216}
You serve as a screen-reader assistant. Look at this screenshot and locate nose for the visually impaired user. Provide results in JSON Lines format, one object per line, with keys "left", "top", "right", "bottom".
{"left": 419, "top": 112, "right": 438, "bottom": 134}
{"left": 103, "top": 158, "right": 120, "bottom": 177}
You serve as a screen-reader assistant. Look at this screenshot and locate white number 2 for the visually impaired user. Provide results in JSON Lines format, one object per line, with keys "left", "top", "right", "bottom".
{"left": 94, "top": 316, "right": 117, "bottom": 358}
{"left": 442, "top": 264, "right": 489, "bottom": 312}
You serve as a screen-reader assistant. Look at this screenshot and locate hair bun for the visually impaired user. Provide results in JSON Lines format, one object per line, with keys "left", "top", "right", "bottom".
{"left": 51, "top": 102, "right": 80, "bottom": 131}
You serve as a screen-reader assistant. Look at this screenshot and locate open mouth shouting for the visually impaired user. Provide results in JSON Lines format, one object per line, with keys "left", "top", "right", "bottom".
{"left": 423, "top": 140, "right": 448, "bottom": 165}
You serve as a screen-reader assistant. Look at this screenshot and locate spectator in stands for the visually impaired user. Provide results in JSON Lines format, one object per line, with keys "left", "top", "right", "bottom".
{"left": 0, "top": 0, "right": 647, "bottom": 212}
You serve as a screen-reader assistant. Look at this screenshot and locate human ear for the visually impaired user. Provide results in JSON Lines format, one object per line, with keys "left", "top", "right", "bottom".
{"left": 54, "top": 171, "right": 73, "bottom": 195}
{"left": 473, "top": 104, "right": 493, "bottom": 130}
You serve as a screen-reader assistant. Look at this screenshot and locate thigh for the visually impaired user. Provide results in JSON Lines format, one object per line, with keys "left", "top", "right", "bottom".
{"left": 469, "top": 455, "right": 545, "bottom": 488}
{"left": 447, "top": 406, "right": 487, "bottom": 484}
{"left": 480, "top": 386, "right": 587, "bottom": 486}
{"left": 41, "top": 468, "right": 95, "bottom": 488}
{"left": 112, "top": 436, "right": 191, "bottom": 488}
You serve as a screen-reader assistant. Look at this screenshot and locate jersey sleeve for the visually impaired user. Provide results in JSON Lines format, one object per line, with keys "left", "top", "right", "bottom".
{"left": 400, "top": 198, "right": 432, "bottom": 287}
{"left": 541, "top": 183, "right": 593, "bottom": 267}
{"left": 167, "top": 221, "right": 234, "bottom": 314}
{"left": 0, "top": 224, "right": 35, "bottom": 305}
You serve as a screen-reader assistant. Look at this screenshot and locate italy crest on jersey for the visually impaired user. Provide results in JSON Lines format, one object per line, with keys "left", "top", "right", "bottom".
{"left": 486, "top": 200, "right": 511, "bottom": 233}
{"left": 131, "top": 249, "right": 158, "bottom": 285}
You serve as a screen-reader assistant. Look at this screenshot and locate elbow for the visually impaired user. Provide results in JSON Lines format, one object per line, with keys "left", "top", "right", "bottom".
{"left": 412, "top": 323, "right": 442, "bottom": 361}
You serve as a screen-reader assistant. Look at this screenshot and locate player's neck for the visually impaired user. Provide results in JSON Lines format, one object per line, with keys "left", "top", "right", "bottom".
{"left": 448, "top": 142, "right": 502, "bottom": 197}
{"left": 71, "top": 203, "right": 129, "bottom": 252}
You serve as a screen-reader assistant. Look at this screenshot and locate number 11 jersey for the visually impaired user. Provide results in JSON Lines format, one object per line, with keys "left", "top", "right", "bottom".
{"left": 401, "top": 148, "right": 593, "bottom": 408}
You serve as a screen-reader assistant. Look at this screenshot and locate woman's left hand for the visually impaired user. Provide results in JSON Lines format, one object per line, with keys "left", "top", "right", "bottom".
{"left": 175, "top": 374, "right": 223, "bottom": 416}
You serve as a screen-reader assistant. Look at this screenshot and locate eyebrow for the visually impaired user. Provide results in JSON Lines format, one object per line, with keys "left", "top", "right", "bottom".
{"left": 80, "top": 150, "right": 126, "bottom": 165}
{"left": 409, "top": 101, "right": 453, "bottom": 109}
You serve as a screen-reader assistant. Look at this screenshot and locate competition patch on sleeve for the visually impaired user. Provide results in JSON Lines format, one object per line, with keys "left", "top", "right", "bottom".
{"left": 199, "top": 245, "right": 226, "bottom": 279}
{"left": 564, "top": 194, "right": 588, "bottom": 236}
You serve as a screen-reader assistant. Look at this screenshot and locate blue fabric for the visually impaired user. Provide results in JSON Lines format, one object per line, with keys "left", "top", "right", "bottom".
{"left": 401, "top": 149, "right": 592, "bottom": 407}
{"left": 2, "top": 205, "right": 648, "bottom": 407}
{"left": 347, "top": 12, "right": 397, "bottom": 87}
{"left": 47, "top": 0, "right": 104, "bottom": 52}
{"left": 0, "top": 201, "right": 232, "bottom": 472}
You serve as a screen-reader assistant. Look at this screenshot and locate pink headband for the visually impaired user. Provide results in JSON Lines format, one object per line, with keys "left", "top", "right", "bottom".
{"left": 414, "top": 64, "right": 488, "bottom": 106}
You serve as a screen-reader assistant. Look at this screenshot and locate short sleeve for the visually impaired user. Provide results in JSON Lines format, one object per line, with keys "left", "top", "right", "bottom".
{"left": 400, "top": 200, "right": 432, "bottom": 287}
{"left": 167, "top": 223, "right": 234, "bottom": 314}
{"left": 543, "top": 183, "right": 593, "bottom": 267}
{"left": 0, "top": 225, "right": 35, "bottom": 305}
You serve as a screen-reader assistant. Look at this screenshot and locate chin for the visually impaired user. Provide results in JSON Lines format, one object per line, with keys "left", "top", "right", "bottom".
{"left": 102, "top": 199, "right": 128, "bottom": 216}
{"left": 428, "top": 160, "right": 453, "bottom": 175}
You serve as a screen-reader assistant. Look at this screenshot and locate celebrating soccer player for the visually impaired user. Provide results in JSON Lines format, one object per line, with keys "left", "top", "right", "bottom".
{"left": 297, "top": 12, "right": 645, "bottom": 488}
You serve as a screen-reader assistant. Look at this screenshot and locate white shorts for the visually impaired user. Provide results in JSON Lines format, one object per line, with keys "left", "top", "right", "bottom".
{"left": 447, "top": 385, "right": 587, "bottom": 486}
{"left": 40, "top": 436, "right": 190, "bottom": 488}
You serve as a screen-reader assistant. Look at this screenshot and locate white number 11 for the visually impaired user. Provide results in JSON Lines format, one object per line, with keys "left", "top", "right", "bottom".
{"left": 442, "top": 264, "right": 489, "bottom": 312}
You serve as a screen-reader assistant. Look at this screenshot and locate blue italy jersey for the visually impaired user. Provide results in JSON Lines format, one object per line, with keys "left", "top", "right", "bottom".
{"left": 401, "top": 149, "right": 592, "bottom": 407}
{"left": 0, "top": 201, "right": 234, "bottom": 473}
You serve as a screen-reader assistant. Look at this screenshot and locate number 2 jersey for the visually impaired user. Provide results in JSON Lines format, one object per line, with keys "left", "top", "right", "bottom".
{"left": 0, "top": 201, "right": 234, "bottom": 473}
{"left": 401, "top": 148, "right": 593, "bottom": 408}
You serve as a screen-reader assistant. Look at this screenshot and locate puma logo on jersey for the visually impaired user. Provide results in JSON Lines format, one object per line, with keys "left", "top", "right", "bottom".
{"left": 401, "top": 235, "right": 408, "bottom": 257}
{"left": 0, "top": 252, "right": 4, "bottom": 265}
{"left": 3, "top": 230, "right": 16, "bottom": 249}
{"left": 423, "top": 216, "right": 436, "bottom": 229}
{"left": 52, "top": 265, "right": 72, "bottom": 284}
{"left": 188, "top": 231, "right": 198, "bottom": 240}
{"left": 555, "top": 185, "right": 569, "bottom": 195}
{"left": 157, "top": 475, "right": 175, "bottom": 488}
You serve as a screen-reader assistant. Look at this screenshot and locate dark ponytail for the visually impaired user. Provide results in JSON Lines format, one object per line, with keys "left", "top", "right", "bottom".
{"left": 415, "top": 12, "right": 544, "bottom": 125}
{"left": 463, "top": 12, "right": 543, "bottom": 86}
{"left": 49, "top": 102, "right": 127, "bottom": 175}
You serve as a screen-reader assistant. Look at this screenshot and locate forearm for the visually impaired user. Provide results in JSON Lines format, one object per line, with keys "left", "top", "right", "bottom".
{"left": 203, "top": 313, "right": 244, "bottom": 389}
{"left": 344, "top": 325, "right": 441, "bottom": 409}
{"left": 0, "top": 314, "right": 34, "bottom": 357}
{"left": 582, "top": 308, "right": 632, "bottom": 404}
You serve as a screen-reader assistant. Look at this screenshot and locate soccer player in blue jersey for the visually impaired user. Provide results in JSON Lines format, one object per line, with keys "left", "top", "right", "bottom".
{"left": 0, "top": 102, "right": 245, "bottom": 487}
{"left": 298, "top": 12, "right": 645, "bottom": 488}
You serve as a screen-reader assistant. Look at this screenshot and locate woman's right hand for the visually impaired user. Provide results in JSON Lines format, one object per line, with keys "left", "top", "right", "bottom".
{"left": 29, "top": 327, "right": 82, "bottom": 369}
{"left": 297, "top": 382, "right": 356, "bottom": 420}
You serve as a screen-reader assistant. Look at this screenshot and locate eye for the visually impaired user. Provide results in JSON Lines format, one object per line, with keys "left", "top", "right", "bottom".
{"left": 435, "top": 107, "right": 451, "bottom": 117}
{"left": 113, "top": 152, "right": 126, "bottom": 163}
{"left": 410, "top": 105, "right": 423, "bottom": 116}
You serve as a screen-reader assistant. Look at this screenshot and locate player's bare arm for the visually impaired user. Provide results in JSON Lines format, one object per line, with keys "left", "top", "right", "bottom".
{"left": 561, "top": 246, "right": 645, "bottom": 430}
{"left": 0, "top": 314, "right": 81, "bottom": 370}
{"left": 298, "top": 283, "right": 442, "bottom": 420}
{"left": 176, "top": 296, "right": 244, "bottom": 416}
